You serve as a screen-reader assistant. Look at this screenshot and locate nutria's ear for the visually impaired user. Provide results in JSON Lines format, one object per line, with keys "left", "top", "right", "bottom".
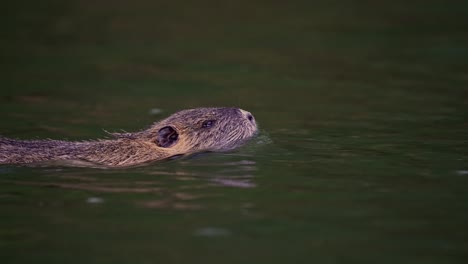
{"left": 156, "top": 126, "right": 179, "bottom": 148}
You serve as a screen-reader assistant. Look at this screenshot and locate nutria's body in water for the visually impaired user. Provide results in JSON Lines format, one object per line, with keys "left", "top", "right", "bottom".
{"left": 0, "top": 107, "right": 258, "bottom": 168}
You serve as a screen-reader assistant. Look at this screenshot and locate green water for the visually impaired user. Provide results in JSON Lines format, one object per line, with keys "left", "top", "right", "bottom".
{"left": 1, "top": 1, "right": 468, "bottom": 263}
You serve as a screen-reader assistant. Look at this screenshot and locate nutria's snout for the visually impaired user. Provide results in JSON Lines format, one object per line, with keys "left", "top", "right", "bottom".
{"left": 240, "top": 109, "right": 256, "bottom": 125}
{"left": 239, "top": 109, "right": 258, "bottom": 139}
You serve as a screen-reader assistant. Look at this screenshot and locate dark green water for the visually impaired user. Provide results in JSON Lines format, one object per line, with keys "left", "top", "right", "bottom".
{"left": 1, "top": 1, "right": 468, "bottom": 263}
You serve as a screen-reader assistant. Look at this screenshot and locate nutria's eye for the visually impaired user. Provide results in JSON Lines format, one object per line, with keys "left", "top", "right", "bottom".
{"left": 201, "top": 120, "right": 215, "bottom": 128}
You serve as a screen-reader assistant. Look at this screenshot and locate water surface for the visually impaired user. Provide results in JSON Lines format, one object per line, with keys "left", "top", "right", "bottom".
{"left": 1, "top": 1, "right": 468, "bottom": 263}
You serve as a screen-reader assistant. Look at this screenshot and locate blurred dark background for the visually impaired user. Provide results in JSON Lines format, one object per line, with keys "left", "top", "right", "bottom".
{"left": 1, "top": 0, "right": 467, "bottom": 140}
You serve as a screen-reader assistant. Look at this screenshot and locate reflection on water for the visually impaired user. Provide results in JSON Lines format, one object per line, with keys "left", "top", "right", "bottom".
{"left": 1, "top": 155, "right": 259, "bottom": 211}
{"left": 86, "top": 197, "right": 104, "bottom": 204}
{"left": 6, "top": 180, "right": 163, "bottom": 193}
{"left": 212, "top": 178, "right": 256, "bottom": 188}
{"left": 194, "top": 227, "right": 231, "bottom": 237}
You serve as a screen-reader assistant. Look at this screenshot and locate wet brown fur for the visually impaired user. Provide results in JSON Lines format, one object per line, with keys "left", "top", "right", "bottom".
{"left": 0, "top": 107, "right": 257, "bottom": 167}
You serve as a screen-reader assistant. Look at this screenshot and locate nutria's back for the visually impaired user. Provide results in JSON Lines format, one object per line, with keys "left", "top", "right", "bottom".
{"left": 0, "top": 107, "right": 258, "bottom": 167}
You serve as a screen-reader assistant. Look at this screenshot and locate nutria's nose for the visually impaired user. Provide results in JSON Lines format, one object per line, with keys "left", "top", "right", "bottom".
{"left": 239, "top": 109, "right": 255, "bottom": 124}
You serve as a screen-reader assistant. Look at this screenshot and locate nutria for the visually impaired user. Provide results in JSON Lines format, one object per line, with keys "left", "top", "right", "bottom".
{"left": 0, "top": 107, "right": 258, "bottom": 168}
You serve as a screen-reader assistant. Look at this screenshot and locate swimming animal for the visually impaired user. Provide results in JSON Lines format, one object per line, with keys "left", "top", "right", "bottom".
{"left": 0, "top": 107, "right": 258, "bottom": 167}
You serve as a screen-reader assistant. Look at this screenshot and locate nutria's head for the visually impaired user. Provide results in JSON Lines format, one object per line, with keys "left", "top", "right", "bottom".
{"left": 140, "top": 107, "right": 257, "bottom": 155}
